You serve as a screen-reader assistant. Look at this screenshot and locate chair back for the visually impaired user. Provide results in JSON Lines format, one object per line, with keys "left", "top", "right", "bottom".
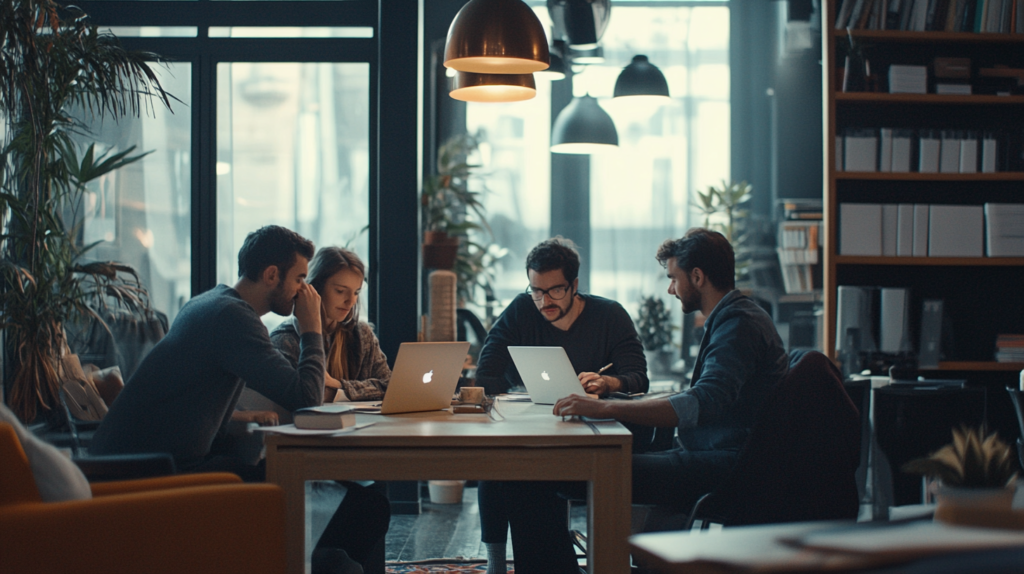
{"left": 0, "top": 423, "right": 43, "bottom": 506}
{"left": 701, "top": 350, "right": 861, "bottom": 526}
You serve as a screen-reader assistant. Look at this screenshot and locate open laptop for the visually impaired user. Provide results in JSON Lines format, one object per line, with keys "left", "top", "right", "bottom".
{"left": 351, "top": 341, "right": 469, "bottom": 414}
{"left": 507, "top": 346, "right": 588, "bottom": 405}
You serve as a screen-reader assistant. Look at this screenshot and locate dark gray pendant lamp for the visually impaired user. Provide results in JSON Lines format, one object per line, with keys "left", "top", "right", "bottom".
{"left": 444, "top": 0, "right": 551, "bottom": 74}
{"left": 536, "top": 40, "right": 570, "bottom": 81}
{"left": 613, "top": 55, "right": 670, "bottom": 101}
{"left": 449, "top": 72, "right": 537, "bottom": 102}
{"left": 550, "top": 95, "right": 618, "bottom": 154}
{"left": 546, "top": 0, "right": 612, "bottom": 49}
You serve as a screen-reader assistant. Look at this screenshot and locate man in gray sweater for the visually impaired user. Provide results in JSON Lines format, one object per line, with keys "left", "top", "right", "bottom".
{"left": 90, "top": 225, "right": 325, "bottom": 475}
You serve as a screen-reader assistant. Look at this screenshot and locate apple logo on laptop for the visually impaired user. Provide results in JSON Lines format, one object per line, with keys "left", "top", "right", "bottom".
{"left": 422, "top": 370, "right": 433, "bottom": 384}
{"left": 541, "top": 371, "right": 550, "bottom": 381}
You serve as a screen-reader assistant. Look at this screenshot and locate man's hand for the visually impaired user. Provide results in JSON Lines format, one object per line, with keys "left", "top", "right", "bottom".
{"left": 553, "top": 394, "right": 608, "bottom": 419}
{"left": 578, "top": 372, "right": 621, "bottom": 396}
{"left": 232, "top": 410, "right": 280, "bottom": 426}
{"left": 294, "top": 282, "right": 322, "bottom": 334}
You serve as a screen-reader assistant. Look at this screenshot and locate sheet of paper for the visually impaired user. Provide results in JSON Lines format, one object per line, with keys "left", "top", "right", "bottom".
{"left": 254, "top": 422, "right": 376, "bottom": 436}
{"left": 783, "top": 521, "right": 1024, "bottom": 559}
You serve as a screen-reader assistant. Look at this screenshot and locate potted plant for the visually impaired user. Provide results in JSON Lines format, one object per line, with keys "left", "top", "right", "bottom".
{"left": 421, "top": 133, "right": 488, "bottom": 270}
{"left": 691, "top": 180, "right": 754, "bottom": 283}
{"left": 0, "top": 0, "right": 173, "bottom": 423}
{"left": 635, "top": 295, "right": 675, "bottom": 378}
{"left": 903, "top": 426, "right": 1019, "bottom": 515}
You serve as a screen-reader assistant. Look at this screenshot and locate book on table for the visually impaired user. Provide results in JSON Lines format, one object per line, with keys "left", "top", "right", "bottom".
{"left": 293, "top": 404, "right": 357, "bottom": 430}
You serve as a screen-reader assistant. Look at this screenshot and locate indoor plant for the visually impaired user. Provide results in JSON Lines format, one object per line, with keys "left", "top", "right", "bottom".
{"left": 635, "top": 295, "right": 675, "bottom": 377}
{"left": 691, "top": 180, "right": 753, "bottom": 282}
{"left": 903, "top": 426, "right": 1019, "bottom": 513}
{"left": 421, "top": 132, "right": 488, "bottom": 270}
{"left": 0, "top": 0, "right": 173, "bottom": 423}
{"left": 421, "top": 132, "right": 506, "bottom": 310}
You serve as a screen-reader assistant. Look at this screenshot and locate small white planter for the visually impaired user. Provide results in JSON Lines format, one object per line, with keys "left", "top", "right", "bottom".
{"left": 428, "top": 480, "right": 465, "bottom": 504}
{"left": 934, "top": 482, "right": 1016, "bottom": 514}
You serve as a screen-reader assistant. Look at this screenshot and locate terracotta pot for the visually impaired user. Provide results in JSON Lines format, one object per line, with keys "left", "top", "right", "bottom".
{"left": 423, "top": 232, "right": 460, "bottom": 269}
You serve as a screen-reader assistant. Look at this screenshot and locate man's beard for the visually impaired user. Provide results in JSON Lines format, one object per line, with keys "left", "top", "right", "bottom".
{"left": 268, "top": 279, "right": 294, "bottom": 316}
{"left": 542, "top": 292, "right": 575, "bottom": 323}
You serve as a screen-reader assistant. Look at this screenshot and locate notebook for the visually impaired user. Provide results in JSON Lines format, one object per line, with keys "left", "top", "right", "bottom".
{"left": 353, "top": 341, "right": 469, "bottom": 415}
{"left": 507, "top": 346, "right": 588, "bottom": 405}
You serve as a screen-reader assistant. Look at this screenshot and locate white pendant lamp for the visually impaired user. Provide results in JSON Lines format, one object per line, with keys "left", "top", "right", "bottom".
{"left": 444, "top": 0, "right": 551, "bottom": 74}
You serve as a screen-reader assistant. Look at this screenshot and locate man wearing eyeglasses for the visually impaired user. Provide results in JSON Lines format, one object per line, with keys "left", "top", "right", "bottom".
{"left": 474, "top": 236, "right": 648, "bottom": 574}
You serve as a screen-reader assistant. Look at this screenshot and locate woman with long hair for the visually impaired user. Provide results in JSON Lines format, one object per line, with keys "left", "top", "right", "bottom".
{"left": 271, "top": 246, "right": 391, "bottom": 402}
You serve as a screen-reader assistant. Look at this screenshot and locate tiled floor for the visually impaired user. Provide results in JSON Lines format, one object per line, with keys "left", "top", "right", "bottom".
{"left": 308, "top": 481, "right": 587, "bottom": 564}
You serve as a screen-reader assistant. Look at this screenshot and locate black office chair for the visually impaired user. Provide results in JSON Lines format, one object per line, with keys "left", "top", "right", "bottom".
{"left": 873, "top": 384, "right": 985, "bottom": 507}
{"left": 1005, "top": 388, "right": 1024, "bottom": 471}
{"left": 684, "top": 350, "right": 861, "bottom": 529}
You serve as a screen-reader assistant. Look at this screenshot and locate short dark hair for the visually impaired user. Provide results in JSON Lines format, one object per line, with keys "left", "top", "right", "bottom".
{"left": 237, "top": 225, "right": 315, "bottom": 282}
{"left": 656, "top": 228, "right": 735, "bottom": 291}
{"left": 526, "top": 237, "right": 581, "bottom": 284}
{"left": 307, "top": 246, "right": 366, "bottom": 330}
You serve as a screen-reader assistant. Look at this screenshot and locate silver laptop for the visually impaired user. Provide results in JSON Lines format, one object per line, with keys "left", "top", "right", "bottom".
{"left": 356, "top": 341, "right": 469, "bottom": 414}
{"left": 507, "top": 346, "right": 588, "bottom": 405}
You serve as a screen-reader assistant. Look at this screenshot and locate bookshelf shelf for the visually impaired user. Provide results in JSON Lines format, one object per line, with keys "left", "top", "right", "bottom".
{"left": 834, "top": 255, "right": 1024, "bottom": 266}
{"left": 927, "top": 362, "right": 1024, "bottom": 372}
{"left": 835, "top": 93, "right": 1024, "bottom": 104}
{"left": 836, "top": 171, "right": 1024, "bottom": 181}
{"left": 831, "top": 30, "right": 1024, "bottom": 43}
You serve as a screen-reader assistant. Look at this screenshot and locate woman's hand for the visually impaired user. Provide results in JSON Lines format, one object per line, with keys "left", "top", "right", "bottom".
{"left": 325, "top": 372, "right": 343, "bottom": 389}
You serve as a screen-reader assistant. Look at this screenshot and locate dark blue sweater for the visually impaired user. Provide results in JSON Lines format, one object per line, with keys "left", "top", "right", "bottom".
{"left": 475, "top": 293, "right": 648, "bottom": 396}
{"left": 90, "top": 285, "right": 324, "bottom": 467}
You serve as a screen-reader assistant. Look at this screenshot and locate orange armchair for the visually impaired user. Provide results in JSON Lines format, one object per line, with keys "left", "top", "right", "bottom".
{"left": 0, "top": 422, "right": 287, "bottom": 574}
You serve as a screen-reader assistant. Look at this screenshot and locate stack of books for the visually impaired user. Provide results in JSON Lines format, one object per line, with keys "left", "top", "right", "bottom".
{"left": 996, "top": 334, "right": 1024, "bottom": 363}
{"left": 777, "top": 221, "right": 820, "bottom": 294}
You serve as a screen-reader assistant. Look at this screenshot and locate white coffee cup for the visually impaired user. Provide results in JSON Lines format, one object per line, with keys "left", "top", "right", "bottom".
{"left": 460, "top": 386, "right": 485, "bottom": 404}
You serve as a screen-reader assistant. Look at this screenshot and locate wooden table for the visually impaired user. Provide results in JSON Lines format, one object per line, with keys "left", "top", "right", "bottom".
{"left": 265, "top": 401, "right": 633, "bottom": 574}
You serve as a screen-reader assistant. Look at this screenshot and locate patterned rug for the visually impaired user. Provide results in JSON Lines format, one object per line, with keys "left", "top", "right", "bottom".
{"left": 386, "top": 560, "right": 510, "bottom": 573}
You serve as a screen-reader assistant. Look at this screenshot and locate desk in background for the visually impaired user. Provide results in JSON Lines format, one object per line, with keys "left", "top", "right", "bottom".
{"left": 265, "top": 401, "right": 633, "bottom": 574}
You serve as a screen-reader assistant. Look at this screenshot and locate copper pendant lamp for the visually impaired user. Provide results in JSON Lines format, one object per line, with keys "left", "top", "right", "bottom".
{"left": 444, "top": 0, "right": 551, "bottom": 74}
{"left": 449, "top": 72, "right": 537, "bottom": 102}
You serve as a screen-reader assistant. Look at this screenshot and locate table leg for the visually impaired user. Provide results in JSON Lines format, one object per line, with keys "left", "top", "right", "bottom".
{"left": 267, "top": 448, "right": 307, "bottom": 574}
{"left": 587, "top": 445, "right": 632, "bottom": 574}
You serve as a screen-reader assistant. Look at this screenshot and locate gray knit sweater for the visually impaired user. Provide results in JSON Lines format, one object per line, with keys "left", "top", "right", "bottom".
{"left": 271, "top": 318, "right": 391, "bottom": 401}
{"left": 90, "top": 285, "right": 325, "bottom": 467}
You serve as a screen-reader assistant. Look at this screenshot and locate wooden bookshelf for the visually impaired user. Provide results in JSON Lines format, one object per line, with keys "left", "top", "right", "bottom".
{"left": 823, "top": 0, "right": 1024, "bottom": 365}
{"left": 836, "top": 171, "right": 1024, "bottom": 181}
{"left": 834, "top": 256, "right": 1024, "bottom": 266}
{"left": 831, "top": 30, "right": 1024, "bottom": 43}
{"left": 928, "top": 362, "right": 1024, "bottom": 372}
{"left": 835, "top": 93, "right": 1024, "bottom": 104}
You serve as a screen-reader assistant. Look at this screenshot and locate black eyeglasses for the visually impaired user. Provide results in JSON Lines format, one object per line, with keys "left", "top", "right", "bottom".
{"left": 526, "top": 283, "right": 571, "bottom": 301}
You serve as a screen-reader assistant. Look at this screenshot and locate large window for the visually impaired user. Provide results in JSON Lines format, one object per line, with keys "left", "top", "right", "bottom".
{"left": 466, "top": 3, "right": 730, "bottom": 334}
{"left": 216, "top": 62, "right": 371, "bottom": 328}
{"left": 79, "top": 62, "right": 193, "bottom": 323}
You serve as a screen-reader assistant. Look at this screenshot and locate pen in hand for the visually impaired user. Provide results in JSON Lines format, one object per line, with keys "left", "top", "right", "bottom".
{"left": 597, "top": 363, "right": 613, "bottom": 375}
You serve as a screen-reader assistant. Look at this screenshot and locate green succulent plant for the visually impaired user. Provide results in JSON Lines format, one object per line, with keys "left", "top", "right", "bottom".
{"left": 635, "top": 296, "right": 674, "bottom": 352}
{"left": 902, "top": 426, "right": 1018, "bottom": 489}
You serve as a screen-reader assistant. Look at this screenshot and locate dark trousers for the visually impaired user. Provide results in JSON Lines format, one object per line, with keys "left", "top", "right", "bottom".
{"left": 477, "top": 448, "right": 738, "bottom": 574}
